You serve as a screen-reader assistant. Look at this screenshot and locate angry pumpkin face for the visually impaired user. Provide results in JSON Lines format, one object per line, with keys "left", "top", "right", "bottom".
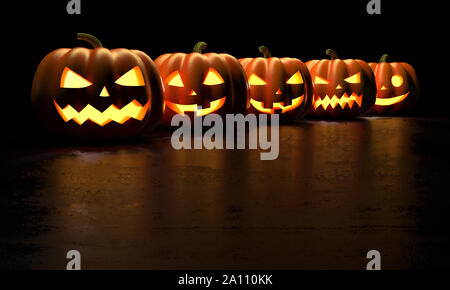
{"left": 55, "top": 64, "right": 149, "bottom": 127}
{"left": 368, "top": 54, "right": 419, "bottom": 115}
{"left": 306, "top": 49, "right": 376, "bottom": 118}
{"left": 239, "top": 46, "right": 313, "bottom": 121}
{"left": 154, "top": 42, "right": 249, "bottom": 126}
{"left": 31, "top": 33, "right": 164, "bottom": 139}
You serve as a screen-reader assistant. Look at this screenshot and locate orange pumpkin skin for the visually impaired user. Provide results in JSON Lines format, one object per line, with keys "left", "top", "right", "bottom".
{"left": 368, "top": 54, "right": 419, "bottom": 115}
{"left": 155, "top": 42, "right": 249, "bottom": 127}
{"left": 31, "top": 34, "right": 164, "bottom": 139}
{"left": 306, "top": 50, "right": 376, "bottom": 118}
{"left": 239, "top": 46, "right": 313, "bottom": 121}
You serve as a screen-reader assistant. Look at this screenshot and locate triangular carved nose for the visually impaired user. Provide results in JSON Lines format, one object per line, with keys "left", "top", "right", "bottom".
{"left": 99, "top": 86, "right": 110, "bottom": 97}
{"left": 188, "top": 89, "right": 197, "bottom": 96}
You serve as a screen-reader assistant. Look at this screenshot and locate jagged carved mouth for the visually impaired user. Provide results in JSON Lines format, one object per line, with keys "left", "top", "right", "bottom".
{"left": 53, "top": 99, "right": 149, "bottom": 126}
{"left": 375, "top": 92, "right": 409, "bottom": 106}
{"left": 165, "top": 97, "right": 226, "bottom": 117}
{"left": 313, "top": 93, "right": 363, "bottom": 110}
{"left": 250, "top": 95, "right": 304, "bottom": 114}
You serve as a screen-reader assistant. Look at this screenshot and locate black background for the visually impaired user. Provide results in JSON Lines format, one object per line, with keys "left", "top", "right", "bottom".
{"left": 1, "top": 0, "right": 447, "bottom": 143}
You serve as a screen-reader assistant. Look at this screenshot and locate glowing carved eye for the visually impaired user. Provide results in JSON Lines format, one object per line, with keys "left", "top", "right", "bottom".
{"left": 391, "top": 75, "right": 403, "bottom": 87}
{"left": 314, "top": 76, "right": 328, "bottom": 84}
{"left": 286, "top": 71, "right": 304, "bottom": 84}
{"left": 248, "top": 74, "right": 267, "bottom": 85}
{"left": 203, "top": 68, "right": 224, "bottom": 85}
{"left": 115, "top": 66, "right": 145, "bottom": 86}
{"left": 60, "top": 67, "right": 92, "bottom": 88}
{"left": 166, "top": 71, "right": 184, "bottom": 87}
{"left": 344, "top": 72, "right": 360, "bottom": 84}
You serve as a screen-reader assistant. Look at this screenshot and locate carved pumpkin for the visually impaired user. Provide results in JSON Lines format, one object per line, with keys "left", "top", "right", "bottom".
{"left": 239, "top": 46, "right": 313, "bottom": 121}
{"left": 306, "top": 49, "right": 376, "bottom": 118}
{"left": 31, "top": 33, "right": 164, "bottom": 139}
{"left": 368, "top": 54, "right": 419, "bottom": 115}
{"left": 154, "top": 42, "right": 249, "bottom": 127}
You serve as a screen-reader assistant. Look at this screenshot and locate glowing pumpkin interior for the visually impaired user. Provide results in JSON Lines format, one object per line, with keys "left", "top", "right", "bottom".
{"left": 54, "top": 66, "right": 150, "bottom": 126}
{"left": 248, "top": 70, "right": 305, "bottom": 114}
{"left": 163, "top": 68, "right": 226, "bottom": 116}
{"left": 375, "top": 74, "right": 409, "bottom": 106}
{"left": 312, "top": 72, "right": 364, "bottom": 110}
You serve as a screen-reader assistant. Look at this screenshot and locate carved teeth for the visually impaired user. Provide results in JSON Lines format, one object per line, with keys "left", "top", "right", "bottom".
{"left": 313, "top": 93, "right": 362, "bottom": 110}
{"left": 53, "top": 99, "right": 149, "bottom": 126}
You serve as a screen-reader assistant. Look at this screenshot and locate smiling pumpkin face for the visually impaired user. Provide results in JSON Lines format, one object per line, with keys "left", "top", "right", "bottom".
{"left": 368, "top": 54, "right": 419, "bottom": 115}
{"left": 155, "top": 42, "right": 249, "bottom": 126}
{"left": 239, "top": 46, "right": 313, "bottom": 121}
{"left": 306, "top": 49, "right": 376, "bottom": 118}
{"left": 31, "top": 33, "right": 164, "bottom": 139}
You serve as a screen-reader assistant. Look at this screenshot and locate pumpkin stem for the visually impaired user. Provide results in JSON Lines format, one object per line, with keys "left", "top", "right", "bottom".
{"left": 77, "top": 33, "right": 103, "bottom": 48}
{"left": 380, "top": 54, "right": 389, "bottom": 63}
{"left": 193, "top": 42, "right": 207, "bottom": 53}
{"left": 326, "top": 49, "right": 339, "bottom": 60}
{"left": 259, "top": 46, "right": 272, "bottom": 58}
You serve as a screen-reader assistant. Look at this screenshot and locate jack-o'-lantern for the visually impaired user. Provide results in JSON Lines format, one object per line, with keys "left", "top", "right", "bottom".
{"left": 306, "top": 49, "right": 376, "bottom": 118}
{"left": 31, "top": 33, "right": 164, "bottom": 139}
{"left": 368, "top": 54, "right": 419, "bottom": 115}
{"left": 155, "top": 42, "right": 249, "bottom": 127}
{"left": 239, "top": 46, "right": 313, "bottom": 121}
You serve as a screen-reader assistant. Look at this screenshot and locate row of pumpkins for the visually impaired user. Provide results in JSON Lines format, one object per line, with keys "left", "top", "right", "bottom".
{"left": 31, "top": 34, "right": 419, "bottom": 139}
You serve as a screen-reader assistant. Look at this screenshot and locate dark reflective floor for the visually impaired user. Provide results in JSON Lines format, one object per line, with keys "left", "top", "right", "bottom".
{"left": 1, "top": 117, "right": 449, "bottom": 269}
